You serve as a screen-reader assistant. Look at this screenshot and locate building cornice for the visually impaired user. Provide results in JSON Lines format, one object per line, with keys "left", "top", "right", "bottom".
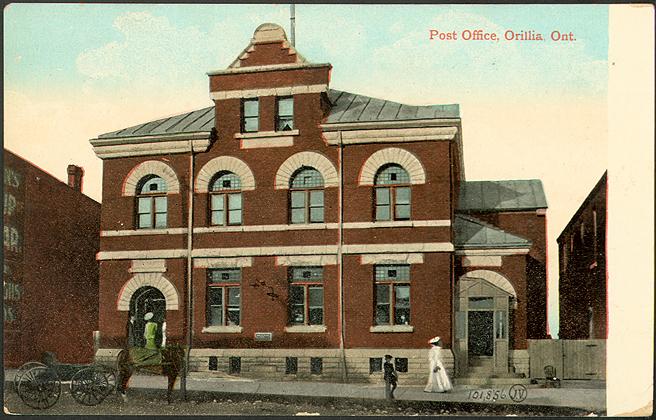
{"left": 322, "top": 126, "right": 458, "bottom": 146}
{"left": 210, "top": 84, "right": 327, "bottom": 100}
{"left": 320, "top": 118, "right": 461, "bottom": 132}
{"left": 454, "top": 248, "right": 530, "bottom": 256}
{"left": 89, "top": 132, "right": 212, "bottom": 159}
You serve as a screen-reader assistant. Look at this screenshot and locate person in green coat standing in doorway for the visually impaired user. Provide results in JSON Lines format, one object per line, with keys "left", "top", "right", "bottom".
{"left": 143, "top": 312, "right": 158, "bottom": 350}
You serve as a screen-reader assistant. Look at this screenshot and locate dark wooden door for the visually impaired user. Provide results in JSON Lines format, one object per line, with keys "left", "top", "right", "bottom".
{"left": 468, "top": 311, "right": 494, "bottom": 356}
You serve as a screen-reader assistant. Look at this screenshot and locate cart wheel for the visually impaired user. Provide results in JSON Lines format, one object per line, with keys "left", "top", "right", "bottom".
{"left": 70, "top": 366, "right": 115, "bottom": 406}
{"left": 14, "top": 362, "right": 46, "bottom": 393}
{"left": 95, "top": 364, "right": 118, "bottom": 397}
{"left": 17, "top": 366, "right": 61, "bottom": 409}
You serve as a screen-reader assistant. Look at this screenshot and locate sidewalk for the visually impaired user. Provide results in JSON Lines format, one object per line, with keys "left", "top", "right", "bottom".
{"left": 4, "top": 369, "right": 606, "bottom": 414}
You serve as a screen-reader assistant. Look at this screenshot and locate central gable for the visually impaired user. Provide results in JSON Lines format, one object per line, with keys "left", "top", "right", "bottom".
{"left": 229, "top": 23, "right": 306, "bottom": 68}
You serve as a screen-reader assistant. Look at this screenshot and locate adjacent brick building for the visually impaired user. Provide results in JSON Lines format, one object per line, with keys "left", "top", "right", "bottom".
{"left": 558, "top": 172, "right": 607, "bottom": 340}
{"left": 3, "top": 149, "right": 100, "bottom": 366}
{"left": 90, "top": 23, "right": 547, "bottom": 383}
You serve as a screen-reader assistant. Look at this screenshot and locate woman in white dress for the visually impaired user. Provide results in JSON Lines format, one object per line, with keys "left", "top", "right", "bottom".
{"left": 424, "top": 336, "right": 453, "bottom": 393}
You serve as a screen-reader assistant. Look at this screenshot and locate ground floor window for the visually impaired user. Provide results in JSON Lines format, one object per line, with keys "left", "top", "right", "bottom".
{"left": 374, "top": 264, "right": 411, "bottom": 325}
{"left": 288, "top": 267, "right": 324, "bottom": 325}
{"left": 207, "top": 268, "right": 241, "bottom": 326}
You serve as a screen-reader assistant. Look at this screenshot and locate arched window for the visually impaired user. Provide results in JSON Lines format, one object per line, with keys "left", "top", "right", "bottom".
{"left": 209, "top": 171, "right": 242, "bottom": 226}
{"left": 374, "top": 164, "right": 411, "bottom": 221}
{"left": 289, "top": 167, "right": 324, "bottom": 224}
{"left": 136, "top": 176, "right": 167, "bottom": 229}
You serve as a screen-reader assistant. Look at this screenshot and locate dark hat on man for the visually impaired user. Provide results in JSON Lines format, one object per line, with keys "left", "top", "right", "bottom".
{"left": 384, "top": 354, "right": 393, "bottom": 359}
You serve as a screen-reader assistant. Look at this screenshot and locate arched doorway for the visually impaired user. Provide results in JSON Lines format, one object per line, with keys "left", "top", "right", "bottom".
{"left": 128, "top": 286, "right": 166, "bottom": 348}
{"left": 454, "top": 271, "right": 516, "bottom": 376}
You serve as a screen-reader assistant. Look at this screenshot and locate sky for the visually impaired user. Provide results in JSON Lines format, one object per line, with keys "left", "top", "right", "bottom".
{"left": 3, "top": 4, "right": 610, "bottom": 338}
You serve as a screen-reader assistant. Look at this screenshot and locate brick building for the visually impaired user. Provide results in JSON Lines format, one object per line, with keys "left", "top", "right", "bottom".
{"left": 3, "top": 149, "right": 100, "bottom": 366}
{"left": 558, "top": 172, "right": 607, "bottom": 340}
{"left": 90, "top": 23, "right": 547, "bottom": 383}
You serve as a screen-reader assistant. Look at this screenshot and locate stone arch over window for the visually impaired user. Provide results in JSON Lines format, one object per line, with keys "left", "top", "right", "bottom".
{"left": 275, "top": 152, "right": 338, "bottom": 189}
{"left": 196, "top": 156, "right": 255, "bottom": 192}
{"left": 458, "top": 270, "right": 517, "bottom": 298}
{"left": 359, "top": 148, "right": 426, "bottom": 186}
{"left": 117, "top": 273, "right": 179, "bottom": 311}
{"left": 122, "top": 161, "right": 180, "bottom": 196}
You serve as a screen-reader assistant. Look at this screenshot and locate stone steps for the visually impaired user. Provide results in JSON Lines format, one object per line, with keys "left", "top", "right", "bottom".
{"left": 454, "top": 376, "right": 532, "bottom": 386}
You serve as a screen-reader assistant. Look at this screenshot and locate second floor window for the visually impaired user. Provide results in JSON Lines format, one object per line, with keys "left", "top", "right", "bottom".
{"left": 277, "top": 97, "right": 294, "bottom": 131}
{"left": 242, "top": 98, "right": 259, "bottom": 132}
{"left": 374, "top": 265, "right": 411, "bottom": 326}
{"left": 207, "top": 268, "right": 241, "bottom": 326}
{"left": 374, "top": 164, "right": 411, "bottom": 221}
{"left": 209, "top": 172, "right": 242, "bottom": 226}
{"left": 288, "top": 267, "right": 324, "bottom": 326}
{"left": 289, "top": 167, "right": 324, "bottom": 224}
{"left": 136, "top": 175, "right": 167, "bottom": 229}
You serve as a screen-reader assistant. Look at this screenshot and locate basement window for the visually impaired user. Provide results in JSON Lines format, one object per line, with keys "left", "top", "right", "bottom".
{"left": 285, "top": 357, "right": 298, "bottom": 374}
{"left": 369, "top": 358, "right": 382, "bottom": 374}
{"left": 208, "top": 356, "right": 218, "bottom": 371}
{"left": 394, "top": 357, "right": 408, "bottom": 373}
{"left": 310, "top": 357, "right": 323, "bottom": 375}
{"left": 229, "top": 356, "right": 241, "bottom": 374}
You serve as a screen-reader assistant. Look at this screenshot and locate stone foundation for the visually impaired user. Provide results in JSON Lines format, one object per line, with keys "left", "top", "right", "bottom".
{"left": 509, "top": 349, "right": 530, "bottom": 377}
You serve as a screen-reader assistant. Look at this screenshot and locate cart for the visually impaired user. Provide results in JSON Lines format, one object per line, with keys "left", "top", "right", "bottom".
{"left": 14, "top": 352, "right": 117, "bottom": 409}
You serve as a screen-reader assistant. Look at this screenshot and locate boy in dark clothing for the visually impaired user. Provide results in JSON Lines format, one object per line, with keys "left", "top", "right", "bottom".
{"left": 383, "top": 354, "right": 398, "bottom": 400}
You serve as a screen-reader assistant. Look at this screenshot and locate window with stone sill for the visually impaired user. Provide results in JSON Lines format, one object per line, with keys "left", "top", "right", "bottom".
{"left": 207, "top": 268, "right": 241, "bottom": 327}
{"left": 209, "top": 171, "right": 242, "bottom": 226}
{"left": 374, "top": 264, "right": 411, "bottom": 326}
{"left": 288, "top": 267, "right": 324, "bottom": 326}
{"left": 241, "top": 98, "right": 259, "bottom": 133}
{"left": 374, "top": 164, "right": 411, "bottom": 221}
{"left": 136, "top": 175, "right": 167, "bottom": 229}
{"left": 276, "top": 96, "right": 294, "bottom": 131}
{"left": 289, "top": 167, "right": 324, "bottom": 224}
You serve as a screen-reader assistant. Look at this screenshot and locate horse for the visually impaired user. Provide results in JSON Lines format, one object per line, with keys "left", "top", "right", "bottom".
{"left": 116, "top": 344, "right": 186, "bottom": 404}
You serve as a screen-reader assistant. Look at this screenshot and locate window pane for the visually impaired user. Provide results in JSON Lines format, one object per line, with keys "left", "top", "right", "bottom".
{"left": 138, "top": 214, "right": 151, "bottom": 229}
{"left": 376, "top": 205, "right": 390, "bottom": 221}
{"left": 228, "top": 287, "right": 241, "bottom": 305}
{"left": 154, "top": 212, "right": 167, "bottom": 228}
{"left": 396, "top": 187, "right": 411, "bottom": 204}
{"left": 495, "top": 310, "right": 507, "bottom": 339}
{"left": 208, "top": 287, "right": 223, "bottom": 305}
{"left": 375, "top": 188, "right": 390, "bottom": 205}
{"left": 375, "top": 304, "right": 390, "bottom": 325}
{"left": 227, "top": 308, "right": 240, "bottom": 326}
{"left": 376, "top": 284, "right": 390, "bottom": 303}
{"left": 278, "top": 97, "right": 293, "bottom": 116}
{"left": 310, "top": 190, "right": 324, "bottom": 207}
{"left": 310, "top": 207, "right": 324, "bottom": 223}
{"left": 395, "top": 285, "right": 411, "bottom": 325}
{"left": 469, "top": 297, "right": 494, "bottom": 310}
{"left": 138, "top": 197, "right": 152, "bottom": 213}
{"left": 244, "top": 116, "right": 258, "bottom": 132}
{"left": 211, "top": 194, "right": 225, "bottom": 211}
{"left": 290, "top": 267, "right": 323, "bottom": 282}
{"left": 139, "top": 176, "right": 167, "bottom": 194}
{"left": 375, "top": 265, "right": 410, "bottom": 282}
{"left": 291, "top": 208, "right": 305, "bottom": 224}
{"left": 208, "top": 268, "right": 241, "bottom": 283}
{"left": 395, "top": 204, "right": 411, "bottom": 220}
{"left": 289, "top": 286, "right": 304, "bottom": 305}
{"left": 290, "top": 191, "right": 305, "bottom": 208}
{"left": 308, "top": 287, "right": 323, "bottom": 307}
{"left": 212, "top": 172, "right": 241, "bottom": 191}
{"left": 211, "top": 210, "right": 225, "bottom": 225}
{"left": 309, "top": 308, "right": 323, "bottom": 325}
{"left": 208, "top": 306, "right": 223, "bottom": 326}
{"left": 243, "top": 99, "right": 259, "bottom": 117}
{"left": 277, "top": 117, "right": 294, "bottom": 131}
{"left": 375, "top": 165, "right": 410, "bottom": 185}
{"left": 228, "top": 193, "right": 242, "bottom": 210}
{"left": 228, "top": 209, "right": 242, "bottom": 225}
{"left": 290, "top": 304, "right": 305, "bottom": 324}
{"left": 155, "top": 196, "right": 167, "bottom": 212}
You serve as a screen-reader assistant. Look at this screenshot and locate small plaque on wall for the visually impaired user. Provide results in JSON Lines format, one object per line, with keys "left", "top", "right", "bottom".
{"left": 254, "top": 332, "right": 273, "bottom": 341}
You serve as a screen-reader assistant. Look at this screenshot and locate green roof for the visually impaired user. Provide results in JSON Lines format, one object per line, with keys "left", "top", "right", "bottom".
{"left": 458, "top": 180, "right": 547, "bottom": 212}
{"left": 454, "top": 215, "right": 532, "bottom": 249}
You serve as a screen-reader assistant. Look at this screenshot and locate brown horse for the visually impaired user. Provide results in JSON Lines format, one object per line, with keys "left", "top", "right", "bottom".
{"left": 116, "top": 344, "right": 186, "bottom": 404}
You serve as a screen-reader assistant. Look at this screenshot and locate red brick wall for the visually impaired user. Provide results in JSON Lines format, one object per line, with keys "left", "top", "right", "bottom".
{"left": 4, "top": 150, "right": 100, "bottom": 366}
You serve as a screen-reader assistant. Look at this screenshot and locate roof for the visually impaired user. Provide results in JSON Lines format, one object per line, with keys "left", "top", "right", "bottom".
{"left": 98, "top": 106, "right": 214, "bottom": 139}
{"left": 96, "top": 88, "right": 460, "bottom": 140}
{"left": 454, "top": 214, "right": 532, "bottom": 249}
{"left": 325, "top": 89, "right": 460, "bottom": 124}
{"left": 458, "top": 180, "right": 547, "bottom": 212}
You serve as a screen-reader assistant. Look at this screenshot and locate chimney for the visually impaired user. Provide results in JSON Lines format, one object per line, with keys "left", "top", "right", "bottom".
{"left": 67, "top": 165, "right": 84, "bottom": 192}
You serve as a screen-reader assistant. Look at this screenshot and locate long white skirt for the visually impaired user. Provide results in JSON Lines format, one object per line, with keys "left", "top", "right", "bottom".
{"left": 424, "top": 365, "right": 453, "bottom": 392}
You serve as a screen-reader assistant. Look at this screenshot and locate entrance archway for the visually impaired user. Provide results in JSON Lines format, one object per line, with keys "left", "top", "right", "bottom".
{"left": 454, "top": 271, "right": 516, "bottom": 376}
{"left": 128, "top": 286, "right": 166, "bottom": 348}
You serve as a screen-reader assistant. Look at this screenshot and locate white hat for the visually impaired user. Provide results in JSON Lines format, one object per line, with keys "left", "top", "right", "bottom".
{"left": 144, "top": 312, "right": 154, "bottom": 321}
{"left": 428, "top": 336, "right": 441, "bottom": 344}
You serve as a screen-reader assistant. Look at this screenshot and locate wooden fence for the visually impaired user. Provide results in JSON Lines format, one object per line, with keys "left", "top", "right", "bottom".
{"left": 527, "top": 339, "right": 606, "bottom": 380}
